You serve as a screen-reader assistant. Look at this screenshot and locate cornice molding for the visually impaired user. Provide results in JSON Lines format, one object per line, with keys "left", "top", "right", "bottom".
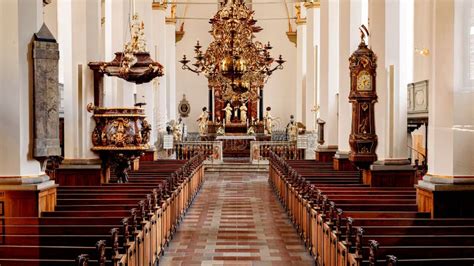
{"left": 304, "top": 1, "right": 320, "bottom": 9}
{"left": 295, "top": 18, "right": 307, "bottom": 25}
{"left": 152, "top": 2, "right": 167, "bottom": 10}
{"left": 166, "top": 17, "right": 177, "bottom": 24}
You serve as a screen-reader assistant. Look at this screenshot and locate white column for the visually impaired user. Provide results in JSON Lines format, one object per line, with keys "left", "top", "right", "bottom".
{"left": 305, "top": 2, "right": 320, "bottom": 131}
{"left": 413, "top": 0, "right": 433, "bottom": 83}
{"left": 424, "top": 0, "right": 474, "bottom": 178}
{"left": 320, "top": 0, "right": 339, "bottom": 147}
{"left": 136, "top": 0, "right": 156, "bottom": 145}
{"left": 0, "top": 0, "right": 43, "bottom": 176}
{"left": 152, "top": 3, "right": 168, "bottom": 135}
{"left": 59, "top": 0, "right": 101, "bottom": 160}
{"left": 295, "top": 4, "right": 307, "bottom": 122}
{"left": 384, "top": 0, "right": 413, "bottom": 159}
{"left": 337, "top": 0, "right": 363, "bottom": 155}
{"left": 369, "top": 0, "right": 413, "bottom": 161}
{"left": 368, "top": 0, "right": 388, "bottom": 160}
{"left": 104, "top": 0, "right": 135, "bottom": 108}
{"left": 166, "top": 16, "right": 177, "bottom": 121}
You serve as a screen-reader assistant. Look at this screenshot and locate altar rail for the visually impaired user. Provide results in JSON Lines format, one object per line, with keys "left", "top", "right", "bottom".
{"left": 174, "top": 141, "right": 223, "bottom": 163}
{"left": 251, "top": 141, "right": 305, "bottom": 163}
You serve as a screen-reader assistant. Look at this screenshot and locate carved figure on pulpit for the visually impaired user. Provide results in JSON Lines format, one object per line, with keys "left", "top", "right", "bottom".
{"left": 287, "top": 115, "right": 298, "bottom": 142}
{"left": 223, "top": 103, "right": 233, "bottom": 123}
{"left": 197, "top": 107, "right": 209, "bottom": 136}
{"left": 240, "top": 104, "right": 248, "bottom": 123}
{"left": 264, "top": 106, "right": 273, "bottom": 135}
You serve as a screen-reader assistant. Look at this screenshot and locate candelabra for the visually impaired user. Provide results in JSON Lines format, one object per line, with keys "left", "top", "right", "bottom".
{"left": 179, "top": 0, "right": 285, "bottom": 101}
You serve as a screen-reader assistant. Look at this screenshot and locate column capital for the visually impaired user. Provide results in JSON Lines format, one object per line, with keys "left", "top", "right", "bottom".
{"left": 152, "top": 2, "right": 167, "bottom": 10}
{"left": 295, "top": 4, "right": 307, "bottom": 25}
{"left": 296, "top": 18, "right": 307, "bottom": 25}
{"left": 304, "top": 1, "right": 320, "bottom": 9}
{"left": 165, "top": 17, "right": 177, "bottom": 24}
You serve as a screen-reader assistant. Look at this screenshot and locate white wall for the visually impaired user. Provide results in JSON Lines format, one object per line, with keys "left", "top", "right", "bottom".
{"left": 175, "top": 4, "right": 216, "bottom": 131}
{"left": 175, "top": 4, "right": 297, "bottom": 132}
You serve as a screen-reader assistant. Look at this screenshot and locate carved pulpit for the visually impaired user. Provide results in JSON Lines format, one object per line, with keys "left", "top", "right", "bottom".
{"left": 348, "top": 26, "right": 378, "bottom": 169}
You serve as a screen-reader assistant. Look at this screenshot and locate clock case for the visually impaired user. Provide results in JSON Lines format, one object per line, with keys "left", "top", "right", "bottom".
{"left": 348, "top": 36, "right": 378, "bottom": 169}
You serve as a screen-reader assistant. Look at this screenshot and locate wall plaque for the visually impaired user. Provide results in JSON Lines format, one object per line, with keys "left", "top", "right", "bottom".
{"left": 33, "top": 24, "right": 61, "bottom": 159}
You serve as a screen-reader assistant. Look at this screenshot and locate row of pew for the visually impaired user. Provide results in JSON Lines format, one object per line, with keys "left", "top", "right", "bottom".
{"left": 269, "top": 152, "right": 474, "bottom": 266}
{"left": 0, "top": 155, "right": 205, "bottom": 266}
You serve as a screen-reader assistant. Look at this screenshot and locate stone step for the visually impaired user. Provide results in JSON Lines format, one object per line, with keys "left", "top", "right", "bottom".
{"left": 205, "top": 163, "right": 269, "bottom": 172}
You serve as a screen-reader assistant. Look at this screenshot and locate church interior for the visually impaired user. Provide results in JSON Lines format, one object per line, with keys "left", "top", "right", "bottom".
{"left": 0, "top": 0, "right": 473, "bottom": 265}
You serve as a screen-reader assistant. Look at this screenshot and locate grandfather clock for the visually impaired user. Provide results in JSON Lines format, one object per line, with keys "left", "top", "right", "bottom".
{"left": 348, "top": 26, "right": 378, "bottom": 169}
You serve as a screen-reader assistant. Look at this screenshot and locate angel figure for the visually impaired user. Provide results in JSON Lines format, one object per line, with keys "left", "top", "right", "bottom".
{"left": 240, "top": 104, "right": 248, "bottom": 124}
{"left": 223, "top": 103, "right": 233, "bottom": 124}
{"left": 264, "top": 106, "right": 274, "bottom": 135}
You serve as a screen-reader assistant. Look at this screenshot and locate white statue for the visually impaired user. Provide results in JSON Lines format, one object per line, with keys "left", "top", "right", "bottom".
{"left": 287, "top": 115, "right": 298, "bottom": 142}
{"left": 264, "top": 106, "right": 273, "bottom": 135}
{"left": 223, "top": 103, "right": 233, "bottom": 124}
{"left": 233, "top": 105, "right": 239, "bottom": 119}
{"left": 240, "top": 104, "right": 248, "bottom": 123}
{"left": 172, "top": 118, "right": 183, "bottom": 142}
{"left": 197, "top": 107, "right": 209, "bottom": 136}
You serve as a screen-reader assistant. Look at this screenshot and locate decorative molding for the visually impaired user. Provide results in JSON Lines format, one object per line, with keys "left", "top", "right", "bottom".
{"left": 152, "top": 2, "right": 167, "bottom": 10}
{"left": 286, "top": 31, "right": 297, "bottom": 46}
{"left": 295, "top": 18, "right": 307, "bottom": 25}
{"left": 304, "top": 1, "right": 320, "bottom": 9}
{"left": 166, "top": 17, "right": 177, "bottom": 24}
{"left": 295, "top": 4, "right": 306, "bottom": 25}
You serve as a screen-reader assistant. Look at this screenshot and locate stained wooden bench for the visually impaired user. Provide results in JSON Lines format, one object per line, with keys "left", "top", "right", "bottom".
{"left": 268, "top": 153, "right": 474, "bottom": 266}
{"left": 0, "top": 155, "right": 205, "bottom": 266}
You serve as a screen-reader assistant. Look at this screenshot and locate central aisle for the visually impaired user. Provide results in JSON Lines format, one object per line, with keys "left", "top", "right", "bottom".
{"left": 161, "top": 170, "right": 314, "bottom": 265}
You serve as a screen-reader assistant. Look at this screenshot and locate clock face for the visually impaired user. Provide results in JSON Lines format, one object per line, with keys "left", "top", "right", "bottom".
{"left": 357, "top": 72, "right": 372, "bottom": 91}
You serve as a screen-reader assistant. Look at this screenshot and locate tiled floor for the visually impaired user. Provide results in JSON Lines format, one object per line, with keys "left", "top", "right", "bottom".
{"left": 160, "top": 170, "right": 314, "bottom": 266}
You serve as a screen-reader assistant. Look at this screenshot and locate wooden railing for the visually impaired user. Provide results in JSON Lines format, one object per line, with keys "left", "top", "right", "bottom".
{"left": 250, "top": 141, "right": 305, "bottom": 162}
{"left": 174, "top": 141, "right": 223, "bottom": 162}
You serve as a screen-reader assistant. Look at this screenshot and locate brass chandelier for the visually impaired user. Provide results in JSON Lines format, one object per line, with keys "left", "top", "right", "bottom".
{"left": 179, "top": 0, "right": 285, "bottom": 102}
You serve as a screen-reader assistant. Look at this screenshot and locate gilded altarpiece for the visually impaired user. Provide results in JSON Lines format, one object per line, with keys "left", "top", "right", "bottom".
{"left": 213, "top": 87, "right": 258, "bottom": 122}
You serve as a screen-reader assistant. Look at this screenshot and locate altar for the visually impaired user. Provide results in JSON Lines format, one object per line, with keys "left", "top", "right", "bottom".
{"left": 216, "top": 135, "right": 256, "bottom": 159}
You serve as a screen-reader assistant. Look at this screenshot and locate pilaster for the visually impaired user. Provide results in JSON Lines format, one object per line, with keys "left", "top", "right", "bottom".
{"left": 304, "top": 2, "right": 320, "bottom": 131}
{"left": 0, "top": 0, "right": 57, "bottom": 217}
{"left": 295, "top": 4, "right": 307, "bottom": 123}
{"left": 59, "top": 0, "right": 102, "bottom": 160}
{"left": 166, "top": 12, "right": 177, "bottom": 120}
{"left": 319, "top": 0, "right": 339, "bottom": 148}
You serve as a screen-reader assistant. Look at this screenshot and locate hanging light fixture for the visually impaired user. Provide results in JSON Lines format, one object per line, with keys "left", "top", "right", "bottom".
{"left": 179, "top": 0, "right": 285, "bottom": 101}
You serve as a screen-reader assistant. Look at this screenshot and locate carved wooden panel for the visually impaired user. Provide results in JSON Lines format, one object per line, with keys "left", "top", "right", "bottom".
{"left": 408, "top": 80, "right": 428, "bottom": 116}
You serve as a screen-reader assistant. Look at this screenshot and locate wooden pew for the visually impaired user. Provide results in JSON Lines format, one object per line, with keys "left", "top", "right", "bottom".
{"left": 0, "top": 155, "right": 205, "bottom": 266}
{"left": 268, "top": 152, "right": 474, "bottom": 266}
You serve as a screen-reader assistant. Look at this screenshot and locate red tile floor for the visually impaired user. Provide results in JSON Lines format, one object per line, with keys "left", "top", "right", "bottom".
{"left": 160, "top": 171, "right": 314, "bottom": 266}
